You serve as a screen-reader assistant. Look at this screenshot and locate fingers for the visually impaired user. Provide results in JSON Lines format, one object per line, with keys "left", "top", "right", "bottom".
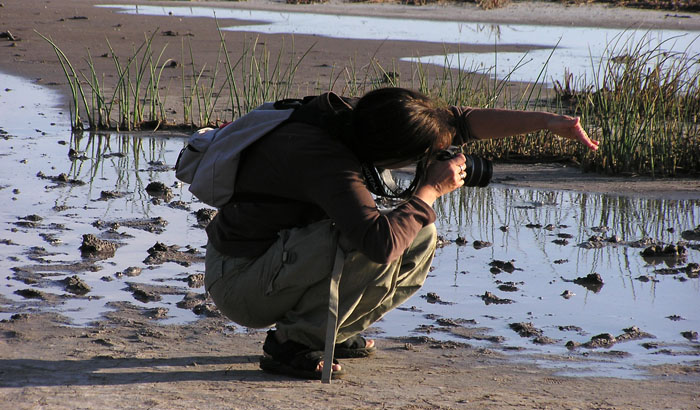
{"left": 573, "top": 118, "right": 599, "bottom": 151}
{"left": 553, "top": 116, "right": 599, "bottom": 152}
{"left": 423, "top": 154, "right": 466, "bottom": 197}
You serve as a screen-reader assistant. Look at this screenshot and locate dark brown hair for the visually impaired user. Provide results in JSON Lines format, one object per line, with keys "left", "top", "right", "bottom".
{"left": 342, "top": 88, "right": 454, "bottom": 163}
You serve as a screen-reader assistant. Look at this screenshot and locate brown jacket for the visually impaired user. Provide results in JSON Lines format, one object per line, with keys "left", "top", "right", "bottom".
{"left": 206, "top": 93, "right": 474, "bottom": 263}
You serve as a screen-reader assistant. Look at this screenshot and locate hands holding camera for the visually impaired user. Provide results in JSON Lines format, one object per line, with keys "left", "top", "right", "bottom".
{"left": 415, "top": 153, "right": 467, "bottom": 206}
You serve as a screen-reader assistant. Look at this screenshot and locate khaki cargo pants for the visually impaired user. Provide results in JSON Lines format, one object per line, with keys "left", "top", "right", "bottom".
{"left": 205, "top": 219, "right": 437, "bottom": 350}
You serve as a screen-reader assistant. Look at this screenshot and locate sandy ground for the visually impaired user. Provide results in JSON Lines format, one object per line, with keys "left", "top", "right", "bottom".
{"left": 1, "top": 1, "right": 700, "bottom": 409}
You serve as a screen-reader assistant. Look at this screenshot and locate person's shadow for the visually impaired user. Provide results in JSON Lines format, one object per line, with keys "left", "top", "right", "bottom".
{"left": 0, "top": 354, "right": 292, "bottom": 387}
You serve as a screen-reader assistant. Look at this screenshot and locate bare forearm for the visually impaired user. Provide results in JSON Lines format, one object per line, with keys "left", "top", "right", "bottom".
{"left": 466, "top": 108, "right": 558, "bottom": 140}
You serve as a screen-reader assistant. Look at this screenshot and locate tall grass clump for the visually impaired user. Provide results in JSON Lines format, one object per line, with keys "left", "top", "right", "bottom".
{"left": 573, "top": 33, "right": 700, "bottom": 176}
{"left": 37, "top": 27, "right": 311, "bottom": 131}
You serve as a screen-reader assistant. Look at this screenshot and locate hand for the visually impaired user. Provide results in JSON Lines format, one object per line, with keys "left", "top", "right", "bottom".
{"left": 415, "top": 154, "right": 466, "bottom": 206}
{"left": 547, "top": 115, "right": 599, "bottom": 151}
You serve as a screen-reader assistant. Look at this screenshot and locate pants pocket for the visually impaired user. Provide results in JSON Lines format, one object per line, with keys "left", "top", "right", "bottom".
{"left": 265, "top": 219, "right": 338, "bottom": 296}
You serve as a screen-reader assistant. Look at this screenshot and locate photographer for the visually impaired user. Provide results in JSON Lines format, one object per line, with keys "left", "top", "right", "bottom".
{"left": 204, "top": 87, "right": 599, "bottom": 379}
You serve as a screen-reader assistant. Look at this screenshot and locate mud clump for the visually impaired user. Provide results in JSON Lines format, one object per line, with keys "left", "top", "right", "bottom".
{"left": 186, "top": 273, "right": 204, "bottom": 288}
{"left": 472, "top": 240, "right": 492, "bottom": 249}
{"left": 681, "top": 225, "right": 700, "bottom": 241}
{"left": 168, "top": 200, "right": 190, "bottom": 211}
{"left": 480, "top": 291, "right": 514, "bottom": 305}
{"left": 489, "top": 260, "right": 518, "bottom": 274}
{"left": 681, "top": 331, "right": 698, "bottom": 341}
{"left": 571, "top": 273, "right": 604, "bottom": 292}
{"left": 127, "top": 283, "right": 163, "bottom": 303}
{"left": 195, "top": 208, "right": 217, "bottom": 228}
{"left": 36, "top": 171, "right": 85, "bottom": 186}
{"left": 572, "top": 326, "right": 654, "bottom": 349}
{"left": 98, "top": 190, "right": 127, "bottom": 200}
{"left": 422, "top": 292, "right": 453, "bottom": 305}
{"left": 497, "top": 283, "right": 519, "bottom": 292}
{"left": 93, "top": 217, "right": 168, "bottom": 234}
{"left": 63, "top": 275, "right": 91, "bottom": 295}
{"left": 641, "top": 244, "right": 688, "bottom": 258}
{"left": 177, "top": 292, "right": 221, "bottom": 317}
{"left": 509, "top": 322, "right": 543, "bottom": 338}
{"left": 116, "top": 266, "right": 142, "bottom": 278}
{"left": 143, "top": 242, "right": 203, "bottom": 267}
{"left": 14, "top": 288, "right": 45, "bottom": 299}
{"left": 79, "top": 234, "right": 118, "bottom": 258}
{"left": 583, "top": 333, "right": 617, "bottom": 348}
{"left": 653, "top": 262, "right": 699, "bottom": 279}
{"left": 145, "top": 307, "right": 169, "bottom": 320}
{"left": 533, "top": 336, "right": 557, "bottom": 345}
{"left": 145, "top": 181, "right": 174, "bottom": 202}
{"left": 560, "top": 290, "right": 575, "bottom": 299}
{"left": 14, "top": 214, "right": 43, "bottom": 228}
{"left": 616, "top": 326, "right": 655, "bottom": 342}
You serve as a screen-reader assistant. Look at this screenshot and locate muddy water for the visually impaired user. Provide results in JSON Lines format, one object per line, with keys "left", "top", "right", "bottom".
{"left": 1, "top": 73, "right": 698, "bottom": 378}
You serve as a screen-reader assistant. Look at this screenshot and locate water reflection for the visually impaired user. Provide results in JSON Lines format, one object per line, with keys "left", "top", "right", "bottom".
{"left": 385, "top": 185, "right": 700, "bottom": 377}
{"left": 2, "top": 72, "right": 699, "bottom": 378}
{"left": 99, "top": 4, "right": 699, "bottom": 84}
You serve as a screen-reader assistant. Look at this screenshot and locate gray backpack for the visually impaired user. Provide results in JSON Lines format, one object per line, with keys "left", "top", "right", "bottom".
{"left": 175, "top": 103, "right": 296, "bottom": 207}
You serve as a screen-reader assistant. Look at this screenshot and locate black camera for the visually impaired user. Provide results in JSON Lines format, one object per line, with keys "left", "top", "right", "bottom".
{"left": 436, "top": 148, "right": 492, "bottom": 187}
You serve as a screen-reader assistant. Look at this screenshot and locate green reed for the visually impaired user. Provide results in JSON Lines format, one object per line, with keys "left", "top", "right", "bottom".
{"left": 40, "top": 26, "right": 698, "bottom": 176}
{"left": 566, "top": 33, "right": 700, "bottom": 177}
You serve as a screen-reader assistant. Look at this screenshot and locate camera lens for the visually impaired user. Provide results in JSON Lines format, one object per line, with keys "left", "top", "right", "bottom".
{"left": 463, "top": 155, "right": 492, "bottom": 187}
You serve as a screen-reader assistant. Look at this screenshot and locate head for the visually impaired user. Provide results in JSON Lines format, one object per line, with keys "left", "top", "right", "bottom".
{"left": 346, "top": 88, "right": 454, "bottom": 165}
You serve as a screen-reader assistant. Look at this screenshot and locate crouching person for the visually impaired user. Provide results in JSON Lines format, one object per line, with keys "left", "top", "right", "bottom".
{"left": 204, "top": 87, "right": 599, "bottom": 379}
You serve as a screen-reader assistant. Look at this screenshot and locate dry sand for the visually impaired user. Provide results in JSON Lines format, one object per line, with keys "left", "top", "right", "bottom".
{"left": 1, "top": 1, "right": 699, "bottom": 409}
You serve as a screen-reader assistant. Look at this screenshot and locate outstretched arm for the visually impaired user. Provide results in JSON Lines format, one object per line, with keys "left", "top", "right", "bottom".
{"left": 461, "top": 108, "right": 599, "bottom": 151}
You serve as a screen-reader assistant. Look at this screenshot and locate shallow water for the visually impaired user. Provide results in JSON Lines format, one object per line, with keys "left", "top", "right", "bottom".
{"left": 1, "top": 72, "right": 699, "bottom": 379}
{"left": 99, "top": 4, "right": 699, "bottom": 85}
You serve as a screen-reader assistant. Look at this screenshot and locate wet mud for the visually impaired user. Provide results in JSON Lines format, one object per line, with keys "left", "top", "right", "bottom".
{"left": 1, "top": 70, "right": 699, "bottom": 384}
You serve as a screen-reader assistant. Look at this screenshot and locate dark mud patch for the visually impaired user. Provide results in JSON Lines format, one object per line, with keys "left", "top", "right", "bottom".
{"left": 653, "top": 262, "right": 700, "bottom": 279}
{"left": 566, "top": 326, "right": 655, "bottom": 349}
{"left": 510, "top": 322, "right": 543, "bottom": 338}
{"left": 95, "top": 190, "right": 128, "bottom": 201}
{"left": 36, "top": 171, "right": 85, "bottom": 187}
{"left": 561, "top": 273, "right": 604, "bottom": 292}
{"left": 416, "top": 314, "right": 502, "bottom": 343}
{"left": 179, "top": 273, "right": 204, "bottom": 288}
{"left": 176, "top": 292, "right": 222, "bottom": 317}
{"left": 115, "top": 266, "right": 143, "bottom": 278}
{"left": 681, "top": 225, "right": 700, "bottom": 241}
{"left": 480, "top": 291, "right": 514, "bottom": 305}
{"left": 392, "top": 335, "right": 474, "bottom": 351}
{"left": 421, "top": 291, "right": 454, "bottom": 305}
{"left": 145, "top": 181, "right": 174, "bottom": 202}
{"left": 489, "top": 259, "right": 521, "bottom": 274}
{"left": 62, "top": 275, "right": 91, "bottom": 295}
{"left": 168, "top": 200, "right": 191, "bottom": 211}
{"left": 194, "top": 208, "right": 217, "bottom": 228}
{"left": 125, "top": 282, "right": 186, "bottom": 303}
{"left": 143, "top": 242, "right": 204, "bottom": 267}
{"left": 11, "top": 259, "right": 102, "bottom": 290}
{"left": 93, "top": 216, "right": 168, "bottom": 234}
{"left": 79, "top": 234, "right": 119, "bottom": 258}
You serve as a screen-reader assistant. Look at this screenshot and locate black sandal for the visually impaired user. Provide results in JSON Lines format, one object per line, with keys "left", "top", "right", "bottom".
{"left": 335, "top": 334, "right": 377, "bottom": 358}
{"left": 259, "top": 330, "right": 346, "bottom": 380}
